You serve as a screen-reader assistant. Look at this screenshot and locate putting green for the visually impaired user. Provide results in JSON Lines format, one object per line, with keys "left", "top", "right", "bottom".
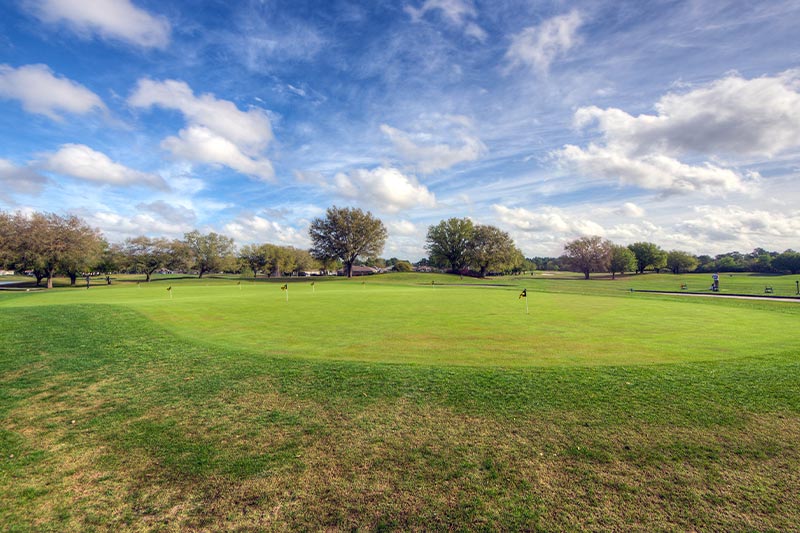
{"left": 3, "top": 278, "right": 798, "bottom": 367}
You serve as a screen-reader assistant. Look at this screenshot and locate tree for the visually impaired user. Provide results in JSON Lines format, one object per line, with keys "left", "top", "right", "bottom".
{"left": 239, "top": 243, "right": 267, "bottom": 278}
{"left": 0, "top": 211, "right": 13, "bottom": 269}
{"left": 666, "top": 250, "right": 699, "bottom": 274}
{"left": 9, "top": 212, "right": 101, "bottom": 289}
{"left": 609, "top": 245, "right": 636, "bottom": 279}
{"left": 563, "top": 236, "right": 612, "bottom": 280}
{"left": 425, "top": 218, "right": 475, "bottom": 272}
{"left": 394, "top": 260, "right": 413, "bottom": 272}
{"left": 124, "top": 236, "right": 183, "bottom": 282}
{"left": 184, "top": 230, "right": 236, "bottom": 278}
{"left": 628, "top": 242, "right": 667, "bottom": 274}
{"left": 309, "top": 206, "right": 387, "bottom": 278}
{"left": 468, "top": 224, "right": 522, "bottom": 277}
{"left": 772, "top": 250, "right": 800, "bottom": 274}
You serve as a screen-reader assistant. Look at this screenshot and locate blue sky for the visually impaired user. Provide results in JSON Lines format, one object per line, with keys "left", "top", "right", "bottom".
{"left": 1, "top": 0, "right": 799, "bottom": 259}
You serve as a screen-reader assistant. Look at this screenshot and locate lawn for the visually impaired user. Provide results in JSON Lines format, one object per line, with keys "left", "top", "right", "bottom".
{"left": 1, "top": 273, "right": 799, "bottom": 531}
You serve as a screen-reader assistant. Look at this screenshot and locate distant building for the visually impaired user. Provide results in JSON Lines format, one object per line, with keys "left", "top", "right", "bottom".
{"left": 338, "top": 265, "right": 378, "bottom": 276}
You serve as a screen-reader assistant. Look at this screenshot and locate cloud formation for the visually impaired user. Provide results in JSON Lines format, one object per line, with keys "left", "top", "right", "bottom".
{"left": 492, "top": 204, "right": 604, "bottom": 236}
{"left": 553, "top": 71, "right": 800, "bottom": 195}
{"left": 0, "top": 63, "right": 106, "bottom": 120}
{"left": 506, "top": 10, "right": 583, "bottom": 73}
{"left": 224, "top": 215, "right": 309, "bottom": 247}
{"left": 678, "top": 205, "right": 800, "bottom": 244}
{"left": 0, "top": 159, "right": 49, "bottom": 201}
{"left": 381, "top": 116, "right": 485, "bottom": 174}
{"left": 129, "top": 79, "right": 275, "bottom": 181}
{"left": 332, "top": 167, "right": 436, "bottom": 213}
{"left": 24, "top": 0, "right": 171, "bottom": 48}
{"left": 405, "top": 0, "right": 487, "bottom": 41}
{"left": 41, "top": 144, "right": 167, "bottom": 189}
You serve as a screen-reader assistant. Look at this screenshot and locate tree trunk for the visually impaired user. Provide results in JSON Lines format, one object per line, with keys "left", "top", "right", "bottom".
{"left": 583, "top": 270, "right": 590, "bottom": 280}
{"left": 146, "top": 271, "right": 152, "bottom": 282}
{"left": 198, "top": 268, "right": 205, "bottom": 278}
{"left": 69, "top": 273, "right": 77, "bottom": 286}
{"left": 479, "top": 266, "right": 487, "bottom": 278}
{"left": 345, "top": 262, "right": 353, "bottom": 278}
{"left": 612, "top": 272, "right": 616, "bottom": 280}
{"left": 34, "top": 272, "right": 44, "bottom": 286}
{"left": 46, "top": 270, "right": 54, "bottom": 289}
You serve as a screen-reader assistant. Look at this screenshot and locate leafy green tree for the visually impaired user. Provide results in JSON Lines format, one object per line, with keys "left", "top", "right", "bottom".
{"left": 609, "top": 245, "right": 636, "bottom": 279}
{"left": 309, "top": 206, "right": 387, "bottom": 278}
{"left": 468, "top": 224, "right": 522, "bottom": 277}
{"left": 239, "top": 243, "right": 268, "bottom": 278}
{"left": 425, "top": 218, "right": 475, "bottom": 272}
{"left": 184, "top": 230, "right": 236, "bottom": 278}
{"left": 123, "top": 236, "right": 182, "bottom": 282}
{"left": 666, "top": 250, "right": 699, "bottom": 274}
{"left": 628, "top": 242, "right": 667, "bottom": 274}
{"left": 772, "top": 250, "right": 800, "bottom": 274}
{"left": 564, "top": 236, "right": 612, "bottom": 280}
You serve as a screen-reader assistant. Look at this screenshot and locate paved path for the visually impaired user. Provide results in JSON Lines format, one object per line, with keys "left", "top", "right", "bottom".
{"left": 636, "top": 290, "right": 800, "bottom": 303}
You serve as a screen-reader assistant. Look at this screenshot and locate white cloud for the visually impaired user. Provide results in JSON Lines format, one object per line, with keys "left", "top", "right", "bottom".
{"left": 617, "top": 202, "right": 645, "bottom": 218}
{"left": 492, "top": 204, "right": 605, "bottom": 236}
{"left": 553, "top": 71, "right": 800, "bottom": 196}
{"left": 573, "top": 70, "right": 800, "bottom": 158}
{"left": 405, "top": 0, "right": 487, "bottom": 41}
{"left": 223, "top": 215, "right": 309, "bottom": 247}
{"left": 388, "top": 219, "right": 419, "bottom": 236}
{"left": 678, "top": 205, "right": 800, "bottom": 245}
{"left": 161, "top": 126, "right": 274, "bottom": 182}
{"left": 0, "top": 63, "right": 106, "bottom": 120}
{"left": 41, "top": 144, "right": 167, "bottom": 190}
{"left": 506, "top": 10, "right": 583, "bottom": 73}
{"left": 0, "top": 159, "right": 49, "bottom": 201}
{"left": 129, "top": 79, "right": 275, "bottom": 181}
{"left": 136, "top": 200, "right": 197, "bottom": 226}
{"left": 555, "top": 143, "right": 753, "bottom": 195}
{"left": 381, "top": 117, "right": 486, "bottom": 173}
{"left": 332, "top": 167, "right": 436, "bottom": 213}
{"left": 79, "top": 210, "right": 192, "bottom": 242}
{"left": 25, "top": 0, "right": 170, "bottom": 49}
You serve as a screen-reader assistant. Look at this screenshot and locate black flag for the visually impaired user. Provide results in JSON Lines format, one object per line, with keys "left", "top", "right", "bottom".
{"left": 519, "top": 289, "right": 527, "bottom": 299}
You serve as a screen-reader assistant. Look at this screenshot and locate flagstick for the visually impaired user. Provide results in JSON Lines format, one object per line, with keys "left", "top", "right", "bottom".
{"left": 525, "top": 294, "right": 529, "bottom": 315}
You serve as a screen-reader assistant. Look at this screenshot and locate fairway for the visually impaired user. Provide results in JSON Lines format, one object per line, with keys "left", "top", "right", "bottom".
{"left": 2, "top": 274, "right": 799, "bottom": 531}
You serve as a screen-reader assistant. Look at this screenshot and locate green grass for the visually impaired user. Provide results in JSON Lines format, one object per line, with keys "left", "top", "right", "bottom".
{"left": 1, "top": 272, "right": 799, "bottom": 531}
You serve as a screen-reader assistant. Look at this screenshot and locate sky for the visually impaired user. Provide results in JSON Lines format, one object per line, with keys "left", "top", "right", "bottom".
{"left": 1, "top": 0, "right": 799, "bottom": 260}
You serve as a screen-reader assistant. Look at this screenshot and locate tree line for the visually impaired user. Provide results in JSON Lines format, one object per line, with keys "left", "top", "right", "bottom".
{"left": 560, "top": 236, "right": 800, "bottom": 279}
{"left": 2, "top": 208, "right": 798, "bottom": 289}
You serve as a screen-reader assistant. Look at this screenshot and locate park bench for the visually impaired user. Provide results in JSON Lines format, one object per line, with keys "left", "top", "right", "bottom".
{"left": 680, "top": 283, "right": 688, "bottom": 290}
{"left": 764, "top": 286, "right": 774, "bottom": 294}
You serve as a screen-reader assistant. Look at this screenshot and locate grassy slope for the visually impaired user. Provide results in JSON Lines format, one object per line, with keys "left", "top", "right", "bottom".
{"left": 1, "top": 273, "right": 799, "bottom": 531}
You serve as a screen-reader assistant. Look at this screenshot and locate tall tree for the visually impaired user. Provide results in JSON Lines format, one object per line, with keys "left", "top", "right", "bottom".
{"left": 609, "top": 244, "right": 636, "bottom": 279}
{"left": 772, "top": 250, "right": 800, "bottom": 274}
{"left": 309, "top": 206, "right": 387, "bottom": 278}
{"left": 239, "top": 243, "right": 268, "bottom": 278}
{"left": 184, "top": 230, "right": 236, "bottom": 278}
{"left": 564, "top": 236, "right": 612, "bottom": 280}
{"left": 628, "top": 242, "right": 667, "bottom": 274}
{"left": 11, "top": 212, "right": 101, "bottom": 289}
{"left": 666, "top": 250, "right": 699, "bottom": 274}
{"left": 468, "top": 224, "right": 522, "bottom": 277}
{"left": 124, "top": 236, "right": 183, "bottom": 282}
{"left": 425, "top": 218, "right": 475, "bottom": 272}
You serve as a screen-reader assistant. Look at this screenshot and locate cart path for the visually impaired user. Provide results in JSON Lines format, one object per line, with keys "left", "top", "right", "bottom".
{"left": 635, "top": 290, "right": 800, "bottom": 302}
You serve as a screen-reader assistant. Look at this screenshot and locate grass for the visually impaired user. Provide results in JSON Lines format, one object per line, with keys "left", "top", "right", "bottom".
{"left": 1, "top": 272, "right": 799, "bottom": 531}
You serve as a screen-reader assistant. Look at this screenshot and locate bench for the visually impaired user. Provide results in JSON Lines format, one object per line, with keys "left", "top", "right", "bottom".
{"left": 680, "top": 284, "right": 688, "bottom": 290}
{"left": 764, "top": 286, "right": 774, "bottom": 294}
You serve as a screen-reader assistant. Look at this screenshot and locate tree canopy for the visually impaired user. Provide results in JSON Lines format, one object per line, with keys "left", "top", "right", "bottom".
{"left": 425, "top": 218, "right": 475, "bottom": 272}
{"left": 628, "top": 242, "right": 667, "bottom": 274}
{"left": 564, "top": 236, "right": 612, "bottom": 280}
{"left": 184, "top": 230, "right": 236, "bottom": 278}
{"left": 308, "top": 206, "right": 387, "bottom": 278}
